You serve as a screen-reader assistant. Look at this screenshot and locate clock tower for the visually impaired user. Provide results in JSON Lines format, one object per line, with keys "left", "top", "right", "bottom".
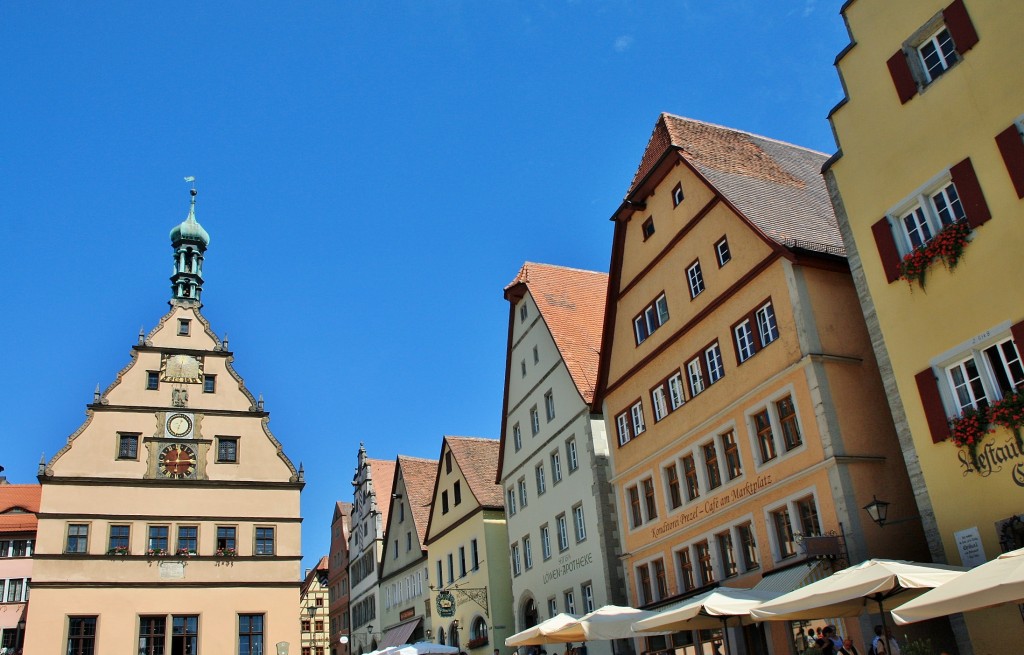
{"left": 26, "top": 186, "right": 304, "bottom": 655}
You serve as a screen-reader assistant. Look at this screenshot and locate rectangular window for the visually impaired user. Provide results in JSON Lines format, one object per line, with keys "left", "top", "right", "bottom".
{"left": 217, "top": 437, "right": 238, "bottom": 463}
{"left": 642, "top": 477, "right": 657, "bottom": 520}
{"left": 715, "top": 237, "right": 731, "bottom": 266}
{"left": 523, "top": 536, "right": 533, "bottom": 570}
{"left": 776, "top": 396, "right": 802, "bottom": 451}
{"left": 582, "top": 582, "right": 595, "bottom": 613}
{"left": 665, "top": 464, "right": 682, "bottom": 510}
{"left": 668, "top": 372, "right": 685, "bottom": 409}
{"left": 556, "top": 514, "right": 569, "bottom": 551}
{"left": 772, "top": 508, "right": 797, "bottom": 559}
{"left": 239, "top": 614, "right": 264, "bottom": 655}
{"left": 540, "top": 525, "right": 551, "bottom": 560}
{"left": 533, "top": 345, "right": 540, "bottom": 364}
{"left": 217, "top": 526, "right": 237, "bottom": 552}
{"left": 535, "top": 463, "right": 546, "bottom": 495}
{"left": 634, "top": 294, "right": 670, "bottom": 344}
{"left": 573, "top": 504, "right": 587, "bottom": 542}
{"left": 628, "top": 485, "right": 643, "bottom": 528}
{"left": 506, "top": 488, "right": 517, "bottom": 516}
{"left": 653, "top": 558, "right": 668, "bottom": 599}
{"left": 436, "top": 560, "right": 443, "bottom": 587}
{"left": 687, "top": 261, "right": 705, "bottom": 298}
{"left": 797, "top": 496, "right": 821, "bottom": 536}
{"left": 147, "top": 371, "right": 160, "bottom": 390}
{"left": 734, "top": 320, "right": 755, "bottom": 362}
{"left": 513, "top": 423, "right": 522, "bottom": 451}
{"left": 756, "top": 302, "right": 779, "bottom": 346}
{"left": 108, "top": 525, "right": 130, "bottom": 552}
{"left": 67, "top": 617, "right": 97, "bottom": 655}
{"left": 6, "top": 579, "right": 24, "bottom": 603}
{"left": 177, "top": 525, "right": 198, "bottom": 555}
{"left": 900, "top": 180, "right": 967, "bottom": 249}
{"left": 454, "top": 480, "right": 462, "bottom": 505}
{"left": 545, "top": 390, "right": 556, "bottom": 421}
{"left": 471, "top": 538, "right": 480, "bottom": 570}
{"left": 705, "top": 342, "right": 724, "bottom": 384}
{"left": 203, "top": 374, "right": 216, "bottom": 393}
{"left": 739, "top": 522, "right": 759, "bottom": 570}
{"left": 717, "top": 532, "right": 737, "bottom": 578}
{"left": 177, "top": 319, "right": 191, "bottom": 336}
{"left": 520, "top": 303, "right": 528, "bottom": 323}
{"left": 918, "top": 26, "right": 958, "bottom": 82}
{"left": 566, "top": 438, "right": 578, "bottom": 472}
{"left": 442, "top": 490, "right": 449, "bottom": 514}
{"left": 255, "top": 527, "right": 275, "bottom": 555}
{"left": 722, "top": 430, "right": 742, "bottom": 480}
{"left": 551, "top": 451, "right": 562, "bottom": 482}
{"left": 677, "top": 548, "right": 695, "bottom": 592}
{"left": 118, "top": 433, "right": 139, "bottom": 460}
{"left": 148, "top": 525, "right": 169, "bottom": 553}
{"left": 564, "top": 590, "right": 576, "bottom": 615}
{"left": 447, "top": 553, "right": 454, "bottom": 583}
{"left": 518, "top": 478, "right": 528, "bottom": 508}
{"left": 651, "top": 384, "right": 669, "bottom": 421}
{"left": 703, "top": 441, "right": 722, "bottom": 490}
{"left": 511, "top": 543, "right": 521, "bottom": 576}
{"left": 530, "top": 406, "right": 540, "bottom": 435}
{"left": 683, "top": 455, "right": 699, "bottom": 501}
{"left": 687, "top": 358, "right": 705, "bottom": 396}
{"left": 547, "top": 597, "right": 557, "bottom": 618}
{"left": 754, "top": 409, "right": 777, "bottom": 463}
{"left": 521, "top": 360, "right": 526, "bottom": 377}
{"left": 696, "top": 540, "right": 715, "bottom": 586}
{"left": 672, "top": 182, "right": 684, "bottom": 207}
{"left": 631, "top": 401, "right": 646, "bottom": 437}
{"left": 139, "top": 616, "right": 166, "bottom": 655}
{"left": 172, "top": 616, "right": 198, "bottom": 655}
{"left": 642, "top": 216, "right": 656, "bottom": 240}
{"left": 637, "top": 564, "right": 652, "bottom": 604}
{"left": 615, "top": 412, "right": 632, "bottom": 446}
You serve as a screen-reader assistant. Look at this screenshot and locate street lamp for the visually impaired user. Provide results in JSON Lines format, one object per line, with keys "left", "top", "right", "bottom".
{"left": 863, "top": 495, "right": 890, "bottom": 527}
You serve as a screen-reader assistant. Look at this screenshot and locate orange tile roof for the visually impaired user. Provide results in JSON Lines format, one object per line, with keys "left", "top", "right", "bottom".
{"left": 628, "top": 113, "right": 844, "bottom": 256}
{"left": 505, "top": 263, "right": 608, "bottom": 404}
{"left": 0, "top": 484, "right": 41, "bottom": 534}
{"left": 445, "top": 437, "right": 503, "bottom": 509}
{"left": 367, "top": 458, "right": 397, "bottom": 527}
{"left": 396, "top": 455, "right": 438, "bottom": 547}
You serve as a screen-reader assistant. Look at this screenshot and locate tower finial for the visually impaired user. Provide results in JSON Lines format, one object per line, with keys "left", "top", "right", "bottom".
{"left": 169, "top": 178, "right": 209, "bottom": 307}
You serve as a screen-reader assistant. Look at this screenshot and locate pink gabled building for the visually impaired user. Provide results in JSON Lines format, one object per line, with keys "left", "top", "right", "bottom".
{"left": 0, "top": 484, "right": 40, "bottom": 652}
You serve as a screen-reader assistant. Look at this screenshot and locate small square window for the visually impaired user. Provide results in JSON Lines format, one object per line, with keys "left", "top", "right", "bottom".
{"left": 672, "top": 182, "right": 684, "bottom": 207}
{"left": 117, "top": 433, "right": 139, "bottom": 460}
{"left": 177, "top": 319, "right": 191, "bottom": 336}
{"left": 146, "top": 371, "right": 160, "bottom": 390}
{"left": 642, "top": 216, "right": 656, "bottom": 240}
{"left": 203, "top": 375, "right": 216, "bottom": 393}
{"left": 716, "top": 237, "right": 731, "bottom": 266}
{"left": 217, "top": 437, "right": 238, "bottom": 463}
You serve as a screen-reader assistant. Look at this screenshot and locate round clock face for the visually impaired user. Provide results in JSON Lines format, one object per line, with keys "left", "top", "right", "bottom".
{"left": 160, "top": 444, "right": 197, "bottom": 478}
{"left": 167, "top": 414, "right": 193, "bottom": 437}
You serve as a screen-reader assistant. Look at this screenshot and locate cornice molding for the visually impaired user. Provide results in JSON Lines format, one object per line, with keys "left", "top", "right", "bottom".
{"left": 37, "top": 476, "right": 304, "bottom": 490}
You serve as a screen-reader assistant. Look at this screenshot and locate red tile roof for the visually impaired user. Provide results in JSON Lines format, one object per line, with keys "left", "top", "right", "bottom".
{"left": 0, "top": 484, "right": 41, "bottom": 534}
{"left": 628, "top": 113, "right": 844, "bottom": 256}
{"left": 505, "top": 263, "right": 608, "bottom": 404}
{"left": 396, "top": 455, "right": 438, "bottom": 547}
{"left": 367, "top": 458, "right": 397, "bottom": 527}
{"left": 445, "top": 437, "right": 503, "bottom": 509}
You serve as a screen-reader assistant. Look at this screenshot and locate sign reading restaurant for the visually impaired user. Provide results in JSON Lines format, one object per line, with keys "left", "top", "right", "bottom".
{"left": 650, "top": 473, "right": 774, "bottom": 540}
{"left": 959, "top": 434, "right": 1024, "bottom": 485}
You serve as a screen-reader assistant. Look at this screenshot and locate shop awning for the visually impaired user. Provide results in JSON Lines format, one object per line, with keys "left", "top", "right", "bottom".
{"left": 752, "top": 560, "right": 828, "bottom": 594}
{"left": 379, "top": 617, "right": 422, "bottom": 649}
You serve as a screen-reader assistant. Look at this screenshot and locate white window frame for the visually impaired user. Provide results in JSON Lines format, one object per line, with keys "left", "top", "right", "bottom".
{"left": 634, "top": 294, "right": 670, "bottom": 344}
{"left": 512, "top": 423, "right": 522, "bottom": 452}
{"left": 506, "top": 488, "right": 517, "bottom": 516}
{"left": 518, "top": 478, "right": 528, "bottom": 508}
{"left": 934, "top": 325, "right": 1024, "bottom": 414}
{"left": 705, "top": 342, "right": 725, "bottom": 384}
{"left": 687, "top": 358, "right": 705, "bottom": 396}
{"left": 651, "top": 385, "right": 669, "bottom": 421}
{"left": 891, "top": 174, "right": 966, "bottom": 252}
{"left": 551, "top": 450, "right": 563, "bottom": 483}
{"left": 530, "top": 406, "right": 540, "bottom": 435}
{"left": 630, "top": 401, "right": 646, "bottom": 437}
{"left": 616, "top": 412, "right": 632, "bottom": 445}
{"left": 582, "top": 583, "right": 595, "bottom": 613}
{"left": 687, "top": 261, "right": 705, "bottom": 298}
{"left": 735, "top": 320, "right": 755, "bottom": 362}
{"left": 563, "top": 589, "right": 576, "bottom": 615}
{"left": 716, "top": 237, "right": 731, "bottom": 266}
{"left": 535, "top": 463, "right": 546, "bottom": 495}
{"left": 556, "top": 514, "right": 570, "bottom": 552}
{"left": 523, "top": 535, "right": 533, "bottom": 570}
{"left": 566, "top": 437, "right": 579, "bottom": 472}
{"left": 756, "top": 302, "right": 779, "bottom": 346}
{"left": 540, "top": 525, "right": 552, "bottom": 560}
{"left": 511, "top": 543, "right": 521, "bottom": 576}
{"left": 573, "top": 504, "right": 587, "bottom": 542}
{"left": 545, "top": 390, "right": 556, "bottom": 421}
{"left": 668, "top": 372, "right": 685, "bottom": 410}
{"left": 917, "top": 25, "right": 958, "bottom": 83}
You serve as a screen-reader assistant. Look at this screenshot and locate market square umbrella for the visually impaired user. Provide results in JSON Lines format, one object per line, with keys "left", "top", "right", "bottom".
{"left": 394, "top": 643, "right": 462, "bottom": 655}
{"left": 505, "top": 613, "right": 580, "bottom": 647}
{"left": 892, "top": 547, "right": 1024, "bottom": 624}
{"left": 749, "top": 559, "right": 965, "bottom": 647}
{"left": 547, "top": 605, "right": 661, "bottom": 641}
{"left": 631, "top": 588, "right": 781, "bottom": 655}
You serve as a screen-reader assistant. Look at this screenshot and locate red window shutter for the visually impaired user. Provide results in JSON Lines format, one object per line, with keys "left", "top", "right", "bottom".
{"left": 915, "top": 368, "right": 951, "bottom": 443}
{"left": 996, "top": 124, "right": 1024, "bottom": 199}
{"left": 871, "top": 218, "right": 902, "bottom": 283}
{"left": 950, "top": 158, "right": 991, "bottom": 227}
{"left": 886, "top": 50, "right": 918, "bottom": 104}
{"left": 944, "top": 0, "right": 979, "bottom": 54}
{"left": 1011, "top": 320, "right": 1024, "bottom": 353}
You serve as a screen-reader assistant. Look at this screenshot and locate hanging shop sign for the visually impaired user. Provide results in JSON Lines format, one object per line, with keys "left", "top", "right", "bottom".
{"left": 436, "top": 590, "right": 456, "bottom": 618}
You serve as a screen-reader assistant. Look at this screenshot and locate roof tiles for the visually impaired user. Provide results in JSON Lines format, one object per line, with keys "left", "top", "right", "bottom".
{"left": 396, "top": 455, "right": 439, "bottom": 547}
{"left": 0, "top": 484, "right": 41, "bottom": 534}
{"left": 445, "top": 437, "right": 503, "bottom": 509}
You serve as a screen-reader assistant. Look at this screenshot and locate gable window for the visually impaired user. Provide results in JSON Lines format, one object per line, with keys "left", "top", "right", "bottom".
{"left": 530, "top": 406, "right": 540, "bottom": 435}
{"left": 521, "top": 360, "right": 526, "bottom": 378}
{"left": 147, "top": 370, "right": 160, "bottom": 390}
{"left": 642, "top": 216, "right": 656, "bottom": 240}
{"left": 901, "top": 180, "right": 966, "bottom": 249}
{"left": 520, "top": 303, "right": 528, "bottom": 323}
{"left": 634, "top": 294, "right": 670, "bottom": 345}
{"left": 616, "top": 412, "right": 631, "bottom": 446}
{"left": 686, "top": 260, "right": 705, "bottom": 299}
{"left": 535, "top": 463, "right": 546, "bottom": 495}
{"left": 177, "top": 319, "right": 191, "bottom": 336}
{"left": 672, "top": 182, "right": 685, "bottom": 207}
{"left": 454, "top": 480, "right": 462, "bottom": 505}
{"left": 513, "top": 423, "right": 522, "bottom": 451}
{"left": 217, "top": 437, "right": 238, "bottom": 463}
{"left": 442, "top": 490, "right": 449, "bottom": 514}
{"left": 445, "top": 451, "right": 452, "bottom": 474}
{"left": 551, "top": 450, "right": 563, "bottom": 483}
{"left": 544, "top": 390, "right": 556, "bottom": 421}
{"left": 118, "top": 433, "right": 139, "bottom": 460}
{"left": 566, "top": 437, "right": 578, "bottom": 472}
{"left": 203, "top": 374, "right": 216, "bottom": 393}
{"left": 533, "top": 345, "right": 539, "bottom": 364}
{"left": 703, "top": 441, "right": 722, "bottom": 490}
{"left": 715, "top": 237, "right": 731, "bottom": 266}
{"left": 886, "top": 0, "right": 978, "bottom": 103}
{"left": 705, "top": 342, "right": 725, "bottom": 384}
{"left": 664, "top": 464, "right": 682, "bottom": 510}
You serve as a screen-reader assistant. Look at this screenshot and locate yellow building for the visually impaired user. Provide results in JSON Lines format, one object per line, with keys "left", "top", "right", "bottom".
{"left": 425, "top": 437, "right": 513, "bottom": 654}
{"left": 824, "top": 1, "right": 1024, "bottom": 651}
{"left": 593, "top": 114, "right": 938, "bottom": 653}
{"left": 25, "top": 190, "right": 303, "bottom": 654}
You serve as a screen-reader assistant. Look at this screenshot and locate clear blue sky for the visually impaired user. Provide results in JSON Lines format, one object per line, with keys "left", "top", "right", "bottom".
{"left": 0, "top": 2, "right": 848, "bottom": 573}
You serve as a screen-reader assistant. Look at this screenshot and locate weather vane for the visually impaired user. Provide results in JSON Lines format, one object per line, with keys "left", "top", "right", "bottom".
{"left": 184, "top": 176, "right": 197, "bottom": 197}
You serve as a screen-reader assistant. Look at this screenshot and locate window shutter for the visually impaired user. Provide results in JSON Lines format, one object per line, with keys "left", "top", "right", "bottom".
{"left": 1011, "top": 320, "right": 1024, "bottom": 353}
{"left": 950, "top": 158, "right": 991, "bottom": 227}
{"left": 915, "top": 368, "right": 950, "bottom": 443}
{"left": 996, "top": 124, "right": 1024, "bottom": 199}
{"left": 871, "top": 218, "right": 902, "bottom": 283}
{"left": 886, "top": 50, "right": 918, "bottom": 104}
{"left": 943, "top": 0, "right": 979, "bottom": 54}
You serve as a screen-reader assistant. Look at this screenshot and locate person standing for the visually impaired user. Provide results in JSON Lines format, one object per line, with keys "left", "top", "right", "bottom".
{"left": 839, "top": 638, "right": 860, "bottom": 655}
{"left": 871, "top": 626, "right": 900, "bottom": 655}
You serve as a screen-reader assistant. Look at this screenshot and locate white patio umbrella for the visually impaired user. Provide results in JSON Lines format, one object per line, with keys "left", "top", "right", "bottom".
{"left": 892, "top": 547, "right": 1024, "bottom": 624}
{"left": 632, "top": 588, "right": 781, "bottom": 655}
{"left": 547, "top": 605, "right": 661, "bottom": 641}
{"left": 505, "top": 613, "right": 580, "bottom": 647}
{"left": 394, "top": 643, "right": 462, "bottom": 655}
{"left": 749, "top": 559, "right": 965, "bottom": 647}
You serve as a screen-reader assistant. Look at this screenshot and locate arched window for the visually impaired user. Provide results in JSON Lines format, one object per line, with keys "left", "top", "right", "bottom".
{"left": 469, "top": 616, "right": 488, "bottom": 647}
{"left": 437, "top": 628, "right": 445, "bottom": 645}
